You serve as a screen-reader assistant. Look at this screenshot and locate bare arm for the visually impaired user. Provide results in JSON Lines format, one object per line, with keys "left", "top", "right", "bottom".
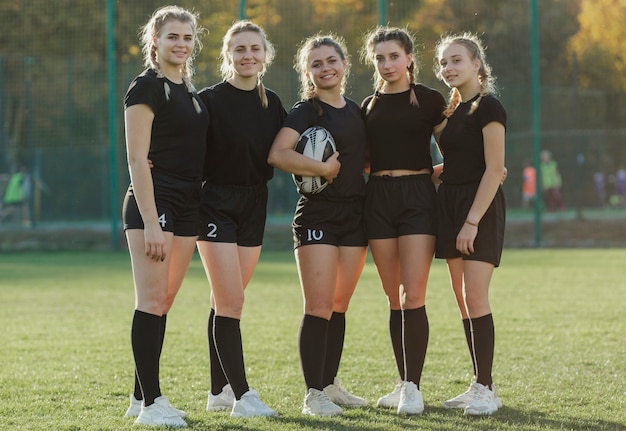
{"left": 432, "top": 163, "right": 443, "bottom": 185}
{"left": 125, "top": 104, "right": 166, "bottom": 261}
{"left": 456, "top": 121, "right": 505, "bottom": 255}
{"left": 267, "top": 127, "right": 340, "bottom": 183}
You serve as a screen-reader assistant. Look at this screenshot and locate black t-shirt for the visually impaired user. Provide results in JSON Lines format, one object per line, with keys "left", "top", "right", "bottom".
{"left": 439, "top": 94, "right": 507, "bottom": 185}
{"left": 124, "top": 69, "right": 209, "bottom": 181}
{"left": 283, "top": 98, "right": 367, "bottom": 199}
{"left": 361, "top": 84, "right": 446, "bottom": 173}
{"left": 199, "top": 82, "right": 286, "bottom": 185}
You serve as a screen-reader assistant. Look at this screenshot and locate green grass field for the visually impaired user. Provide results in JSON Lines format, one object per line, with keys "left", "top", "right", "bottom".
{"left": 1, "top": 249, "right": 624, "bottom": 430}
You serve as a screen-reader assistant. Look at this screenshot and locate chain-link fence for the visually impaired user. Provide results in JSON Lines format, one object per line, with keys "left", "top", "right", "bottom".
{"left": 1, "top": 0, "right": 625, "bottom": 247}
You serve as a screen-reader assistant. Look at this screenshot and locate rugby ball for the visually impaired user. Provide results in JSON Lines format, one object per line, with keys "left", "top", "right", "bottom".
{"left": 292, "top": 126, "right": 337, "bottom": 194}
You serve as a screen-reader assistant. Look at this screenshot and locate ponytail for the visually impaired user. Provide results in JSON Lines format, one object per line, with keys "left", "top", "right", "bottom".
{"left": 258, "top": 79, "right": 269, "bottom": 108}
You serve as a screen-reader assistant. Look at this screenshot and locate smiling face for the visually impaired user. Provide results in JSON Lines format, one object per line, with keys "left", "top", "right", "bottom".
{"left": 154, "top": 19, "right": 194, "bottom": 70}
{"left": 374, "top": 40, "right": 412, "bottom": 88}
{"left": 438, "top": 42, "right": 480, "bottom": 90}
{"left": 228, "top": 30, "right": 266, "bottom": 79}
{"left": 306, "top": 44, "right": 347, "bottom": 92}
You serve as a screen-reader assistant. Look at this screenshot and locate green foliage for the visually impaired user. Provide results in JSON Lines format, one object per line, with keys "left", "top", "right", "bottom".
{"left": 1, "top": 0, "right": 626, "bottom": 239}
{"left": 0, "top": 249, "right": 625, "bottom": 430}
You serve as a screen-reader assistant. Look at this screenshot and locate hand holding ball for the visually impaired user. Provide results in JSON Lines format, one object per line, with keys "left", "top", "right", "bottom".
{"left": 292, "top": 126, "right": 338, "bottom": 194}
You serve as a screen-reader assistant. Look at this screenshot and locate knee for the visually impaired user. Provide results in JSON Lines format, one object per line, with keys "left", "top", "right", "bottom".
{"left": 305, "top": 300, "right": 334, "bottom": 319}
{"left": 137, "top": 295, "right": 169, "bottom": 315}
{"left": 402, "top": 287, "right": 426, "bottom": 309}
{"left": 463, "top": 292, "right": 489, "bottom": 316}
{"left": 214, "top": 294, "right": 245, "bottom": 318}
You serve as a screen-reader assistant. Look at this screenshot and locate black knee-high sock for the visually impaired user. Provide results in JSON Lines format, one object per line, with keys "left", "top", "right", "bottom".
{"left": 322, "top": 312, "right": 345, "bottom": 387}
{"left": 213, "top": 316, "right": 249, "bottom": 399}
{"left": 299, "top": 314, "right": 329, "bottom": 390}
{"left": 403, "top": 306, "right": 429, "bottom": 388}
{"left": 131, "top": 310, "right": 162, "bottom": 406}
{"left": 389, "top": 309, "right": 405, "bottom": 380}
{"left": 470, "top": 314, "right": 495, "bottom": 387}
{"left": 208, "top": 309, "right": 229, "bottom": 395}
{"left": 133, "top": 314, "right": 167, "bottom": 400}
{"left": 462, "top": 318, "right": 477, "bottom": 377}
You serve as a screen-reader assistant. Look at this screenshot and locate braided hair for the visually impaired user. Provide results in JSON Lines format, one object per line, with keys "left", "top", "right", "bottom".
{"left": 434, "top": 32, "right": 496, "bottom": 120}
{"left": 361, "top": 26, "right": 420, "bottom": 115}
{"left": 139, "top": 6, "right": 205, "bottom": 112}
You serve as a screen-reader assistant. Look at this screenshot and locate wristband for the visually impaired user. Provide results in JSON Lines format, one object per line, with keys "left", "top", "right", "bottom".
{"left": 465, "top": 220, "right": 478, "bottom": 227}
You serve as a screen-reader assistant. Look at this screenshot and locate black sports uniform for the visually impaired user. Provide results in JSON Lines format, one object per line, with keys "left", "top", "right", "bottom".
{"left": 361, "top": 84, "right": 446, "bottom": 239}
{"left": 435, "top": 94, "right": 507, "bottom": 266}
{"left": 122, "top": 69, "right": 209, "bottom": 236}
{"left": 284, "top": 98, "right": 367, "bottom": 248}
{"left": 197, "top": 82, "right": 286, "bottom": 246}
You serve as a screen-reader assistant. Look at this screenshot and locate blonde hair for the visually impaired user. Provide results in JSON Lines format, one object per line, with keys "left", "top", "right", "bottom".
{"left": 219, "top": 20, "right": 276, "bottom": 108}
{"left": 434, "top": 32, "right": 496, "bottom": 120}
{"left": 295, "top": 34, "right": 350, "bottom": 102}
{"left": 361, "top": 26, "right": 419, "bottom": 115}
{"left": 139, "top": 5, "right": 205, "bottom": 93}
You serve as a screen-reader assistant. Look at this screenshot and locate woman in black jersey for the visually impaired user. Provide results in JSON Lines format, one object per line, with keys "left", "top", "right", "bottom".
{"left": 433, "top": 32, "right": 506, "bottom": 416}
{"left": 360, "top": 27, "right": 446, "bottom": 416}
{"left": 268, "top": 34, "right": 368, "bottom": 417}
{"left": 121, "top": 6, "right": 208, "bottom": 428}
{"left": 196, "top": 21, "right": 284, "bottom": 418}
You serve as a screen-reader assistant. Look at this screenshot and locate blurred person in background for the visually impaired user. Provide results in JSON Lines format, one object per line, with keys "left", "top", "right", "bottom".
{"left": 0, "top": 165, "right": 31, "bottom": 226}
{"left": 521, "top": 161, "right": 536, "bottom": 209}
{"left": 540, "top": 149, "right": 565, "bottom": 212}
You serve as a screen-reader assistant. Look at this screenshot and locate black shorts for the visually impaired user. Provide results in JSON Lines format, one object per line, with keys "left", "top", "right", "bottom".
{"left": 292, "top": 196, "right": 367, "bottom": 248}
{"left": 122, "top": 173, "right": 201, "bottom": 237}
{"left": 435, "top": 182, "right": 506, "bottom": 267}
{"left": 197, "top": 183, "right": 268, "bottom": 246}
{"left": 365, "top": 174, "right": 437, "bottom": 239}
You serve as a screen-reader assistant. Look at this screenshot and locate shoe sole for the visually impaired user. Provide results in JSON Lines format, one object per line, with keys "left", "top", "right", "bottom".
{"left": 206, "top": 405, "right": 232, "bottom": 412}
{"left": 445, "top": 397, "right": 502, "bottom": 410}
{"left": 464, "top": 408, "right": 497, "bottom": 416}
{"left": 134, "top": 418, "right": 187, "bottom": 428}
{"left": 333, "top": 401, "right": 368, "bottom": 407}
{"left": 464, "top": 403, "right": 499, "bottom": 416}
{"left": 443, "top": 402, "right": 466, "bottom": 409}
{"left": 231, "top": 412, "right": 277, "bottom": 418}
{"left": 302, "top": 408, "right": 343, "bottom": 417}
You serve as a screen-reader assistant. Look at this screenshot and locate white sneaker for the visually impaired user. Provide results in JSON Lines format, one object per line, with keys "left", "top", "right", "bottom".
{"left": 230, "top": 389, "right": 277, "bottom": 418}
{"left": 125, "top": 394, "right": 187, "bottom": 418}
{"left": 324, "top": 378, "right": 367, "bottom": 407}
{"left": 206, "top": 383, "right": 235, "bottom": 411}
{"left": 124, "top": 394, "right": 142, "bottom": 418}
{"left": 397, "top": 381, "right": 424, "bottom": 415}
{"left": 443, "top": 381, "right": 502, "bottom": 409}
{"left": 377, "top": 382, "right": 404, "bottom": 409}
{"left": 302, "top": 388, "right": 343, "bottom": 416}
{"left": 154, "top": 395, "right": 187, "bottom": 418}
{"left": 134, "top": 401, "right": 188, "bottom": 428}
{"left": 463, "top": 383, "right": 499, "bottom": 416}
